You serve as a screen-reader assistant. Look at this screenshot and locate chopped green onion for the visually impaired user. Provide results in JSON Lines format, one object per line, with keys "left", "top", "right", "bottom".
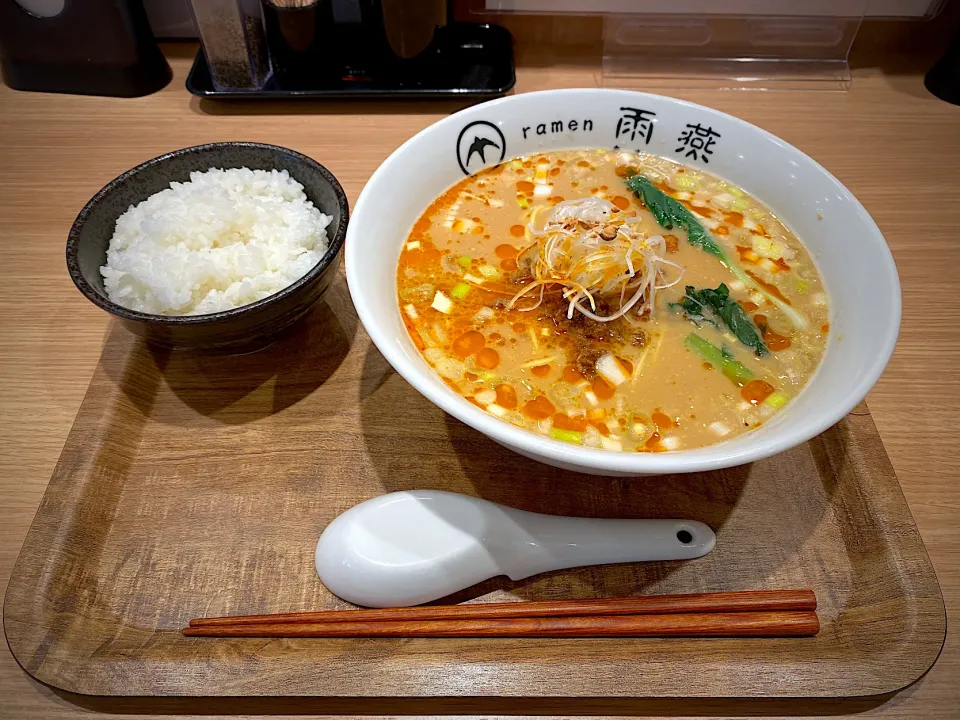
{"left": 550, "top": 427, "right": 583, "bottom": 445}
{"left": 431, "top": 291, "right": 453, "bottom": 314}
{"left": 764, "top": 391, "right": 789, "bottom": 410}
{"left": 685, "top": 333, "right": 755, "bottom": 386}
{"left": 451, "top": 282, "right": 470, "bottom": 299}
{"left": 477, "top": 264, "right": 500, "bottom": 278}
{"left": 796, "top": 279, "right": 809, "bottom": 293}
{"left": 673, "top": 175, "right": 698, "bottom": 191}
{"left": 458, "top": 255, "right": 472, "bottom": 268}
{"left": 473, "top": 306, "right": 495, "bottom": 323}
{"left": 752, "top": 236, "right": 784, "bottom": 260}
{"left": 730, "top": 197, "right": 749, "bottom": 211}
{"left": 517, "top": 195, "right": 530, "bottom": 209}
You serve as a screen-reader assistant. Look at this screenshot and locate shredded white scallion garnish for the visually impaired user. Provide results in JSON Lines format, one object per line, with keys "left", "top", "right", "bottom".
{"left": 507, "top": 197, "right": 684, "bottom": 323}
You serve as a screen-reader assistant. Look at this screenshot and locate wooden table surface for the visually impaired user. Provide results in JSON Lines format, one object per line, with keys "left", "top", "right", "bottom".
{"left": 1, "top": 45, "right": 958, "bottom": 719}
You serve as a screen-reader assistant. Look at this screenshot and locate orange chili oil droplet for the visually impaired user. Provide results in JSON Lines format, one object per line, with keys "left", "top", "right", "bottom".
{"left": 549, "top": 167, "right": 561, "bottom": 176}
{"left": 591, "top": 376, "right": 615, "bottom": 400}
{"left": 725, "top": 211, "right": 744, "bottom": 228}
{"left": 523, "top": 395, "right": 556, "bottom": 420}
{"left": 589, "top": 420, "right": 610, "bottom": 436}
{"left": 516, "top": 180, "right": 535, "bottom": 192}
{"left": 617, "top": 357, "right": 634, "bottom": 375}
{"left": 509, "top": 224, "right": 526, "bottom": 237}
{"left": 611, "top": 195, "right": 630, "bottom": 211}
{"left": 495, "top": 383, "right": 518, "bottom": 409}
{"left": 413, "top": 217, "right": 430, "bottom": 233}
{"left": 754, "top": 314, "right": 792, "bottom": 351}
{"left": 553, "top": 413, "right": 587, "bottom": 432}
{"left": 562, "top": 365, "right": 584, "bottom": 383}
{"left": 736, "top": 245, "right": 759, "bottom": 264}
{"left": 577, "top": 160, "right": 590, "bottom": 168}
{"left": 652, "top": 411, "right": 675, "bottom": 430}
{"left": 530, "top": 364, "right": 551, "bottom": 377}
{"left": 693, "top": 204, "right": 715, "bottom": 217}
{"left": 399, "top": 241, "right": 442, "bottom": 271}
{"left": 494, "top": 244, "right": 518, "bottom": 259}
{"left": 821, "top": 322, "right": 830, "bottom": 333}
{"left": 451, "top": 330, "right": 486, "bottom": 358}
{"left": 664, "top": 234, "right": 679, "bottom": 252}
{"left": 741, "top": 301, "right": 758, "bottom": 313}
{"left": 476, "top": 347, "right": 500, "bottom": 369}
{"left": 741, "top": 379, "right": 775, "bottom": 405}
{"left": 715, "top": 226, "right": 730, "bottom": 236}
{"left": 645, "top": 431, "right": 665, "bottom": 452}
{"left": 501, "top": 257, "right": 518, "bottom": 272}
{"left": 745, "top": 271, "right": 791, "bottom": 305}
{"left": 443, "top": 377, "right": 461, "bottom": 393}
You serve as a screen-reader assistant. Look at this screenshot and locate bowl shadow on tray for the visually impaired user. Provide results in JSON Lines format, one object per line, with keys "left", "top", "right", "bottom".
{"left": 103, "top": 280, "right": 357, "bottom": 425}
{"left": 356, "top": 343, "right": 839, "bottom": 605}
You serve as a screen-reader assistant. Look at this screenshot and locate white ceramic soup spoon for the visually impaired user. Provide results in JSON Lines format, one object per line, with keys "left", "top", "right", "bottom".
{"left": 315, "top": 490, "right": 715, "bottom": 607}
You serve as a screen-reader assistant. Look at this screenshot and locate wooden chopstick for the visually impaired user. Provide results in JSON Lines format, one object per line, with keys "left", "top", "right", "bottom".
{"left": 188, "top": 589, "right": 816, "bottom": 628}
{"left": 182, "top": 611, "right": 819, "bottom": 638}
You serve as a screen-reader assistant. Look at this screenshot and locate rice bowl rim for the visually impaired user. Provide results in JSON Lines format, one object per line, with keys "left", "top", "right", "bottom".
{"left": 67, "top": 141, "right": 349, "bottom": 325}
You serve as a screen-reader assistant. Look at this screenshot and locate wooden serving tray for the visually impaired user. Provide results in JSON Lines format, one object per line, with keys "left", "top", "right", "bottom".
{"left": 4, "top": 280, "right": 945, "bottom": 698}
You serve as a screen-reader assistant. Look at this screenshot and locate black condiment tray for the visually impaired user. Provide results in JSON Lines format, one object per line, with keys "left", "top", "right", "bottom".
{"left": 186, "top": 23, "right": 514, "bottom": 100}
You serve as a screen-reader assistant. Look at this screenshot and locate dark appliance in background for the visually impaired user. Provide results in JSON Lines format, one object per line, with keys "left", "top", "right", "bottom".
{"left": 0, "top": 0, "right": 171, "bottom": 97}
{"left": 925, "top": 25, "right": 960, "bottom": 105}
{"left": 187, "top": 0, "right": 514, "bottom": 99}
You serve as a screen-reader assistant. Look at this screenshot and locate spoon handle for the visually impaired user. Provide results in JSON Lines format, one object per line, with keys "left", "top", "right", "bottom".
{"left": 497, "top": 509, "right": 715, "bottom": 580}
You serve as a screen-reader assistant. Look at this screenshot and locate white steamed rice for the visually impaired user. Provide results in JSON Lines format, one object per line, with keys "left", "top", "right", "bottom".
{"left": 100, "top": 167, "right": 331, "bottom": 316}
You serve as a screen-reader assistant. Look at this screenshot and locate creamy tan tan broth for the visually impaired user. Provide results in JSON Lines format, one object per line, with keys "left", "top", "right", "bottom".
{"left": 396, "top": 150, "right": 829, "bottom": 452}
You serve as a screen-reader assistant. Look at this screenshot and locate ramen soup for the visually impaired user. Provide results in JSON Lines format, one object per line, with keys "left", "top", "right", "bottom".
{"left": 397, "top": 150, "right": 829, "bottom": 452}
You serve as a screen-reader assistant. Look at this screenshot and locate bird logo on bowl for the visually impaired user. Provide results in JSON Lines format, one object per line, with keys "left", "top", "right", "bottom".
{"left": 456, "top": 120, "right": 507, "bottom": 175}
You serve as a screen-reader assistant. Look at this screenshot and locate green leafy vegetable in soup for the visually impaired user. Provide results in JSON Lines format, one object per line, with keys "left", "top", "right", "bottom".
{"left": 625, "top": 174, "right": 726, "bottom": 259}
{"left": 673, "top": 284, "right": 768, "bottom": 356}
{"left": 397, "top": 150, "right": 829, "bottom": 452}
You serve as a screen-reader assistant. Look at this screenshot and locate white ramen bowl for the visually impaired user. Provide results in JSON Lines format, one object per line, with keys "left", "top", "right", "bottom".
{"left": 347, "top": 89, "right": 900, "bottom": 476}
